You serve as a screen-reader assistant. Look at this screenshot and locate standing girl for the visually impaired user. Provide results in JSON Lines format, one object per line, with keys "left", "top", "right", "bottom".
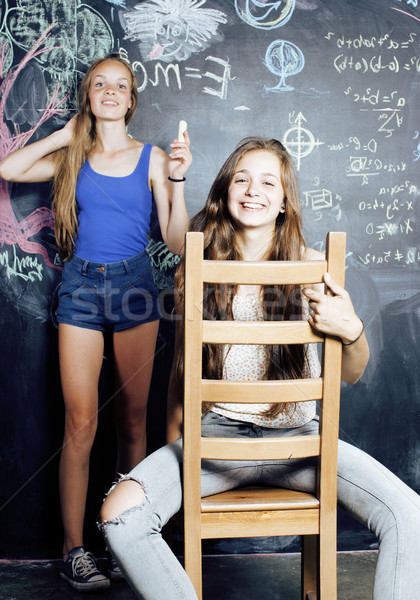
{"left": 0, "top": 54, "right": 192, "bottom": 591}
{"left": 99, "top": 137, "right": 420, "bottom": 600}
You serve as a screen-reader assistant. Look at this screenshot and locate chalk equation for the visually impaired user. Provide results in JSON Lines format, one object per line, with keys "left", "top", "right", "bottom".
{"left": 119, "top": 47, "right": 233, "bottom": 99}
{"left": 346, "top": 156, "right": 408, "bottom": 185}
{"left": 333, "top": 54, "right": 418, "bottom": 74}
{"left": 324, "top": 31, "right": 420, "bottom": 75}
{"left": 358, "top": 248, "right": 420, "bottom": 266}
{"left": 325, "top": 31, "right": 417, "bottom": 50}
{"left": 359, "top": 197, "right": 414, "bottom": 221}
{"left": 119, "top": 0, "right": 227, "bottom": 63}
{"left": 344, "top": 87, "right": 406, "bottom": 107}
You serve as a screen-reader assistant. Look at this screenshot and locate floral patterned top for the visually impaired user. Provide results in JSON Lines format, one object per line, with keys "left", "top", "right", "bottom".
{"left": 211, "top": 293, "right": 320, "bottom": 428}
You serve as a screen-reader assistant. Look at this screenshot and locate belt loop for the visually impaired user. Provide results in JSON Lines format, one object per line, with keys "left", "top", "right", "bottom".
{"left": 81, "top": 260, "right": 89, "bottom": 276}
{"left": 123, "top": 259, "right": 131, "bottom": 275}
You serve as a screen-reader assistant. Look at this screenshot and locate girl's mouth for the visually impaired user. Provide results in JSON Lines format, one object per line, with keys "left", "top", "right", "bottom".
{"left": 240, "top": 202, "right": 265, "bottom": 210}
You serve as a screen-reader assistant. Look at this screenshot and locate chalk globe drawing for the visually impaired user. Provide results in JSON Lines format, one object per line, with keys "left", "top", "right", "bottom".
{"left": 235, "top": 0, "right": 295, "bottom": 29}
{"left": 264, "top": 39, "right": 304, "bottom": 92}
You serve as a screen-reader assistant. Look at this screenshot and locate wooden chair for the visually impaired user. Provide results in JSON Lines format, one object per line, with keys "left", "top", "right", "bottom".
{"left": 183, "top": 231, "right": 346, "bottom": 600}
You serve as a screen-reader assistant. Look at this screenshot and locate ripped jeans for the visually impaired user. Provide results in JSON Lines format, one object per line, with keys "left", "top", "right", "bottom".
{"left": 98, "top": 413, "right": 420, "bottom": 600}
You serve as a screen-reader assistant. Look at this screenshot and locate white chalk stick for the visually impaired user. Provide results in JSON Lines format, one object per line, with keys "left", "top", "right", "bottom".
{"left": 178, "top": 120, "right": 187, "bottom": 142}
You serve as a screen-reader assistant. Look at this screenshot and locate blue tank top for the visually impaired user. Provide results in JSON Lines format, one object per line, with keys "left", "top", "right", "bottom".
{"left": 74, "top": 143, "right": 153, "bottom": 262}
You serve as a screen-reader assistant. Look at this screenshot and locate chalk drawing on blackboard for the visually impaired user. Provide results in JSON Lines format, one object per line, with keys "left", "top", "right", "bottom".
{"left": 263, "top": 39, "right": 304, "bottom": 92}
{"left": 146, "top": 238, "right": 181, "bottom": 290}
{"left": 0, "top": 26, "right": 66, "bottom": 270}
{"left": 4, "top": 60, "right": 47, "bottom": 128}
{"left": 412, "top": 131, "right": 420, "bottom": 161}
{"left": 0, "top": 244, "right": 44, "bottom": 282}
{"left": 119, "top": 0, "right": 227, "bottom": 63}
{"left": 105, "top": 0, "right": 126, "bottom": 7}
{"left": 0, "top": 33, "right": 13, "bottom": 77}
{"left": 282, "top": 112, "right": 323, "bottom": 170}
{"left": 235, "top": 0, "right": 295, "bottom": 29}
{"left": 391, "top": 7, "right": 420, "bottom": 23}
{"left": 5, "top": 0, "right": 113, "bottom": 104}
{"left": 304, "top": 188, "right": 333, "bottom": 211}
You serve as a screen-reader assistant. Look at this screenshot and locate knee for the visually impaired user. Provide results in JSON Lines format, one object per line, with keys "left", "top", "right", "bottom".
{"left": 116, "top": 411, "right": 147, "bottom": 445}
{"left": 100, "top": 479, "right": 145, "bottom": 524}
{"left": 64, "top": 413, "right": 98, "bottom": 448}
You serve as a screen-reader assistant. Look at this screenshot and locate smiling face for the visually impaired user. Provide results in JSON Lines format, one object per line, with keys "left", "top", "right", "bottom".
{"left": 88, "top": 59, "right": 133, "bottom": 121}
{"left": 227, "top": 150, "right": 286, "bottom": 235}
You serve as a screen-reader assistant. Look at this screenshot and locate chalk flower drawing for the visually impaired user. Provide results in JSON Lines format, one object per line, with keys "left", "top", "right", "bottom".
{"left": 0, "top": 25, "right": 66, "bottom": 269}
{"left": 119, "top": 0, "right": 227, "bottom": 62}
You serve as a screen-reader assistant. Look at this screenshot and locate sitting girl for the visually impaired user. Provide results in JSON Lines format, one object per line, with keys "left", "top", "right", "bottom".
{"left": 98, "top": 137, "right": 420, "bottom": 600}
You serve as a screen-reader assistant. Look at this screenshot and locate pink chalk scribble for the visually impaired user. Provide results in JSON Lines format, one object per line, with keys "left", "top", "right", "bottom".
{"left": 391, "top": 7, "right": 420, "bottom": 22}
{"left": 0, "top": 24, "right": 67, "bottom": 270}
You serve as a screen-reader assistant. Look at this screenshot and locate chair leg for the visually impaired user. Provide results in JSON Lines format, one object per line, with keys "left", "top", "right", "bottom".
{"left": 302, "top": 535, "right": 318, "bottom": 600}
{"left": 184, "top": 532, "right": 203, "bottom": 600}
{"left": 319, "top": 527, "right": 337, "bottom": 600}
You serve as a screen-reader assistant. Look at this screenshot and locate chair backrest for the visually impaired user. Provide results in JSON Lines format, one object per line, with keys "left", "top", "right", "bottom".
{"left": 182, "top": 230, "right": 346, "bottom": 580}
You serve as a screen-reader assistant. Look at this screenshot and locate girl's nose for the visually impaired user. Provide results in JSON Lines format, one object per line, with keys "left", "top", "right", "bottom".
{"left": 246, "top": 181, "right": 258, "bottom": 196}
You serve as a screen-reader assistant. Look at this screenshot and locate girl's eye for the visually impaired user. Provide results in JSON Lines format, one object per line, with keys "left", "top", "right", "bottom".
{"left": 118, "top": 84, "right": 127, "bottom": 89}
{"left": 263, "top": 181, "right": 274, "bottom": 186}
{"left": 235, "top": 177, "right": 247, "bottom": 183}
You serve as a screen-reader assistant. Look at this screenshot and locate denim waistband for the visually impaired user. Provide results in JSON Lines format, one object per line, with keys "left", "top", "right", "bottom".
{"left": 67, "top": 249, "right": 150, "bottom": 276}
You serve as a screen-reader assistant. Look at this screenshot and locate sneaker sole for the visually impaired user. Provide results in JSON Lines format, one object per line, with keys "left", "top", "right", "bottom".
{"left": 59, "top": 571, "right": 110, "bottom": 591}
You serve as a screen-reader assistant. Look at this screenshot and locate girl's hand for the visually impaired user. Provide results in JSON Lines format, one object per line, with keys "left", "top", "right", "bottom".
{"left": 303, "top": 272, "right": 363, "bottom": 344}
{"left": 168, "top": 130, "right": 192, "bottom": 180}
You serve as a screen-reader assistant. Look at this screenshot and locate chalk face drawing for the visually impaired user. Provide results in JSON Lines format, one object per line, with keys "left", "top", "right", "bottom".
{"left": 264, "top": 39, "right": 304, "bottom": 91}
{"left": 235, "top": 0, "right": 295, "bottom": 29}
{"left": 119, "top": 0, "right": 227, "bottom": 63}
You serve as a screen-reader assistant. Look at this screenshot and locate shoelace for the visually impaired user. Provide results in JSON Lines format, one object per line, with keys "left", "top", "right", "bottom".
{"left": 72, "top": 551, "right": 99, "bottom": 577}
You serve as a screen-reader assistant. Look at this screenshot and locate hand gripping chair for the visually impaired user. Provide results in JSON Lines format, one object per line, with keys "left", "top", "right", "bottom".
{"left": 182, "top": 231, "right": 346, "bottom": 600}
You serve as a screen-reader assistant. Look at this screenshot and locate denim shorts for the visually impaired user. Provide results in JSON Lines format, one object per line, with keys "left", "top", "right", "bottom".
{"left": 56, "top": 250, "right": 161, "bottom": 332}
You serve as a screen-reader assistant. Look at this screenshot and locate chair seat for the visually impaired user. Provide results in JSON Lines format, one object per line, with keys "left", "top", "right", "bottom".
{"left": 201, "top": 486, "right": 320, "bottom": 512}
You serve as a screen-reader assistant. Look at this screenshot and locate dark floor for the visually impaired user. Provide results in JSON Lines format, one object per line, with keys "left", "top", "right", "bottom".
{"left": 0, "top": 551, "right": 377, "bottom": 599}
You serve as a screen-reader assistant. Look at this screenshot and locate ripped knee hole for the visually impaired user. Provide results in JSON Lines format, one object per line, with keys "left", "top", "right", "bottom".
{"left": 100, "top": 478, "right": 145, "bottom": 523}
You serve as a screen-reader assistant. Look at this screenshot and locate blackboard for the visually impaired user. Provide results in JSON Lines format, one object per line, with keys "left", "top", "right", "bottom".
{"left": 0, "top": 0, "right": 419, "bottom": 558}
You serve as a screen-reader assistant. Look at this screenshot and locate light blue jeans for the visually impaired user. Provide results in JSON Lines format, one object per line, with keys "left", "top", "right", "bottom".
{"left": 98, "top": 413, "right": 420, "bottom": 599}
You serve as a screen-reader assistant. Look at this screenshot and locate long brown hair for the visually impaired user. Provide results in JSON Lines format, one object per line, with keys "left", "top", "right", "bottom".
{"left": 174, "top": 137, "right": 307, "bottom": 418}
{"left": 52, "top": 54, "right": 138, "bottom": 261}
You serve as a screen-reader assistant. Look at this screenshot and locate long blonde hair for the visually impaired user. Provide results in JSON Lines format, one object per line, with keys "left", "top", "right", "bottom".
{"left": 174, "top": 137, "right": 307, "bottom": 418}
{"left": 52, "top": 54, "right": 138, "bottom": 261}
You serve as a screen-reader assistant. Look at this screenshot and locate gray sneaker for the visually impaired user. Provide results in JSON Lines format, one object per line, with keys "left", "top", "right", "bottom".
{"left": 107, "top": 554, "right": 125, "bottom": 581}
{"left": 59, "top": 546, "right": 110, "bottom": 591}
